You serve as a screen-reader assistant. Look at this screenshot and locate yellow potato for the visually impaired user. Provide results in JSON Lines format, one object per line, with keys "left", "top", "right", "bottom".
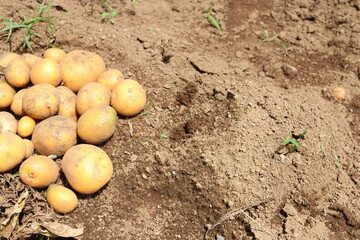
{"left": 77, "top": 106, "right": 117, "bottom": 144}
{"left": 5, "top": 58, "right": 30, "bottom": 88}
{"left": 60, "top": 50, "right": 105, "bottom": 92}
{"left": 76, "top": 82, "right": 111, "bottom": 115}
{"left": 0, "top": 111, "right": 17, "bottom": 134}
{"left": 0, "top": 132, "right": 26, "bottom": 172}
{"left": 23, "top": 139, "right": 34, "bottom": 159}
{"left": 22, "top": 83, "right": 60, "bottom": 119}
{"left": 17, "top": 116, "right": 36, "bottom": 137}
{"left": 56, "top": 86, "right": 77, "bottom": 121}
{"left": 10, "top": 89, "right": 27, "bottom": 116}
{"left": 43, "top": 48, "right": 66, "bottom": 63}
{"left": 31, "top": 116, "right": 77, "bottom": 156}
{"left": 97, "top": 69, "right": 124, "bottom": 90}
{"left": 21, "top": 54, "right": 42, "bottom": 69}
{"left": 30, "top": 58, "right": 62, "bottom": 86}
{"left": 0, "top": 52, "right": 20, "bottom": 70}
{"left": 0, "top": 78, "right": 16, "bottom": 109}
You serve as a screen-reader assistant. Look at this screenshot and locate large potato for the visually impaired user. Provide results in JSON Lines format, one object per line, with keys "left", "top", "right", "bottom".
{"left": 61, "top": 144, "right": 113, "bottom": 194}
{"left": 77, "top": 106, "right": 117, "bottom": 144}
{"left": 0, "top": 111, "right": 17, "bottom": 134}
{"left": 76, "top": 82, "right": 111, "bottom": 115}
{"left": 60, "top": 50, "right": 105, "bottom": 92}
{"left": 0, "top": 132, "right": 26, "bottom": 172}
{"left": 31, "top": 116, "right": 77, "bottom": 156}
{"left": 56, "top": 86, "right": 77, "bottom": 121}
{"left": 22, "top": 83, "right": 60, "bottom": 119}
{"left": 30, "top": 58, "right": 62, "bottom": 86}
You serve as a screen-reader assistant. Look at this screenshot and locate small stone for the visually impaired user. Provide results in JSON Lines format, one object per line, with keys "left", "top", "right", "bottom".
{"left": 283, "top": 203, "right": 298, "bottom": 216}
{"left": 141, "top": 173, "right": 148, "bottom": 179}
{"left": 235, "top": 51, "right": 242, "bottom": 58}
{"left": 145, "top": 167, "right": 151, "bottom": 173}
{"left": 216, "top": 235, "right": 225, "bottom": 240}
{"left": 130, "top": 155, "right": 138, "bottom": 162}
{"left": 280, "top": 154, "right": 286, "bottom": 163}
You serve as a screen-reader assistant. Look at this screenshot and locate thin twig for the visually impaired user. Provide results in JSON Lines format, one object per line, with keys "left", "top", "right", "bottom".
{"left": 204, "top": 198, "right": 275, "bottom": 239}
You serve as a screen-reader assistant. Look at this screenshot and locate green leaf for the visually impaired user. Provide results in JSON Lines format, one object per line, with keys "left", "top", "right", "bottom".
{"left": 300, "top": 128, "right": 307, "bottom": 138}
{"left": 111, "top": 10, "right": 117, "bottom": 18}
{"left": 208, "top": 15, "right": 221, "bottom": 30}
{"left": 283, "top": 138, "right": 299, "bottom": 152}
{"left": 160, "top": 134, "right": 170, "bottom": 139}
{"left": 101, "top": 12, "right": 109, "bottom": 20}
{"left": 109, "top": 18, "right": 115, "bottom": 24}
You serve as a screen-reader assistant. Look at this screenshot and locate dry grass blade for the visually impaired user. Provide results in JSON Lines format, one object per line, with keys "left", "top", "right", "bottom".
{"left": 204, "top": 198, "right": 275, "bottom": 239}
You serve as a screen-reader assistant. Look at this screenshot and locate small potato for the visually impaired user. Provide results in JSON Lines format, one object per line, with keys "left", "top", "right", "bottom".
{"left": 47, "top": 184, "right": 78, "bottom": 214}
{"left": 60, "top": 50, "right": 105, "bottom": 92}
{"left": 21, "top": 54, "right": 42, "bottom": 69}
{"left": 76, "top": 82, "right": 111, "bottom": 115}
{"left": 44, "top": 48, "right": 66, "bottom": 63}
{"left": 5, "top": 58, "right": 30, "bottom": 88}
{"left": 0, "top": 52, "right": 20, "bottom": 70}
{"left": 22, "top": 83, "right": 60, "bottom": 119}
{"left": 0, "top": 111, "right": 17, "bottom": 134}
{"left": 56, "top": 86, "right": 77, "bottom": 121}
{"left": 10, "top": 89, "right": 27, "bottom": 116}
{"left": 111, "top": 79, "right": 146, "bottom": 117}
{"left": 0, "top": 78, "right": 16, "bottom": 109}
{"left": 17, "top": 116, "right": 36, "bottom": 137}
{"left": 30, "top": 58, "right": 62, "bottom": 86}
{"left": 0, "top": 132, "right": 26, "bottom": 172}
{"left": 77, "top": 106, "right": 117, "bottom": 144}
{"left": 19, "top": 155, "right": 59, "bottom": 188}
{"left": 31, "top": 116, "right": 77, "bottom": 156}
{"left": 23, "top": 139, "right": 34, "bottom": 159}
{"left": 333, "top": 87, "right": 346, "bottom": 100}
{"left": 97, "top": 69, "right": 124, "bottom": 91}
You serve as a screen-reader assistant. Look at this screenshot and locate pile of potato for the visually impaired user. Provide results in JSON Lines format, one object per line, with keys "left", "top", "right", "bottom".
{"left": 0, "top": 49, "right": 146, "bottom": 214}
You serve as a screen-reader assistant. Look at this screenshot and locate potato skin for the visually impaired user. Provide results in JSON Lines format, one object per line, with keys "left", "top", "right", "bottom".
{"left": 22, "top": 83, "right": 60, "bottom": 119}
{"left": 56, "top": 86, "right": 78, "bottom": 121}
{"left": 77, "top": 106, "right": 117, "bottom": 144}
{"left": 21, "top": 53, "right": 42, "bottom": 69}
{"left": 0, "top": 78, "right": 16, "bottom": 109}
{"left": 0, "top": 111, "right": 17, "bottom": 134}
{"left": 76, "top": 82, "right": 111, "bottom": 116}
{"left": 60, "top": 50, "right": 105, "bottom": 92}
{"left": 111, "top": 79, "right": 146, "bottom": 116}
{"left": 19, "top": 155, "right": 59, "bottom": 188}
{"left": 5, "top": 58, "right": 30, "bottom": 88}
{"left": 61, "top": 144, "right": 113, "bottom": 194}
{"left": 31, "top": 116, "right": 77, "bottom": 156}
{"left": 47, "top": 184, "right": 78, "bottom": 214}
{"left": 10, "top": 89, "right": 27, "bottom": 116}
{"left": 0, "top": 132, "right": 26, "bottom": 172}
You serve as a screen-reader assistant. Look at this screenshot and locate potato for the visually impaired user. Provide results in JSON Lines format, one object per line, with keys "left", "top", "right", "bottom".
{"left": 30, "top": 58, "right": 62, "bottom": 86}
{"left": 21, "top": 53, "right": 42, "bottom": 69}
{"left": 44, "top": 48, "right": 66, "bottom": 63}
{"left": 60, "top": 50, "right": 105, "bottom": 92}
{"left": 111, "top": 79, "right": 146, "bottom": 116}
{"left": 97, "top": 69, "right": 124, "bottom": 91}
{"left": 19, "top": 155, "right": 59, "bottom": 188}
{"left": 56, "top": 86, "right": 77, "bottom": 121}
{"left": 5, "top": 58, "right": 30, "bottom": 88}
{"left": 76, "top": 82, "right": 111, "bottom": 115}
{"left": 47, "top": 184, "right": 78, "bottom": 214}
{"left": 61, "top": 144, "right": 113, "bottom": 194}
{"left": 333, "top": 87, "right": 346, "bottom": 100}
{"left": 0, "top": 111, "right": 17, "bottom": 134}
{"left": 23, "top": 139, "right": 34, "bottom": 159}
{"left": 17, "top": 116, "right": 36, "bottom": 137}
{"left": 31, "top": 116, "right": 77, "bottom": 156}
{"left": 77, "top": 106, "right": 117, "bottom": 144}
{"left": 22, "top": 83, "right": 60, "bottom": 119}
{"left": 0, "top": 78, "right": 16, "bottom": 109}
{"left": 0, "top": 132, "right": 26, "bottom": 172}
{"left": 0, "top": 52, "right": 20, "bottom": 70}
{"left": 10, "top": 89, "right": 27, "bottom": 116}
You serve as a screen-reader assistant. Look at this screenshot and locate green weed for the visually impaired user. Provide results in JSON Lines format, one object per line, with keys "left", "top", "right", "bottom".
{"left": 0, "top": 2, "right": 72, "bottom": 52}
{"left": 260, "top": 30, "right": 288, "bottom": 52}
{"left": 101, "top": 0, "right": 117, "bottom": 24}
{"left": 234, "top": 114, "right": 240, "bottom": 121}
{"left": 283, "top": 129, "right": 307, "bottom": 153}
{"left": 320, "top": 144, "right": 327, "bottom": 157}
{"left": 160, "top": 134, "right": 170, "bottom": 139}
{"left": 131, "top": 0, "right": 137, "bottom": 4}
{"left": 137, "top": 110, "right": 152, "bottom": 117}
{"left": 207, "top": 5, "right": 221, "bottom": 30}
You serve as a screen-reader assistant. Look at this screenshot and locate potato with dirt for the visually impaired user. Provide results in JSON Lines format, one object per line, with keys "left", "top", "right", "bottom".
{"left": 44, "top": 48, "right": 66, "bottom": 63}
{"left": 0, "top": 111, "right": 17, "bottom": 134}
{"left": 76, "top": 82, "right": 111, "bottom": 115}
{"left": 0, "top": 78, "right": 16, "bottom": 109}
{"left": 19, "top": 155, "right": 59, "bottom": 188}
{"left": 10, "top": 89, "right": 27, "bottom": 116}
{"left": 97, "top": 69, "right": 124, "bottom": 90}
{"left": 31, "top": 115, "right": 77, "bottom": 156}
{"left": 0, "top": 132, "right": 26, "bottom": 172}
{"left": 0, "top": 52, "right": 20, "bottom": 70}
{"left": 77, "top": 105, "right": 117, "bottom": 144}
{"left": 5, "top": 57, "right": 30, "bottom": 88}
{"left": 60, "top": 50, "right": 105, "bottom": 92}
{"left": 56, "top": 86, "right": 78, "bottom": 121}
{"left": 22, "top": 83, "right": 60, "bottom": 119}
{"left": 21, "top": 53, "right": 42, "bottom": 69}
{"left": 61, "top": 144, "right": 113, "bottom": 194}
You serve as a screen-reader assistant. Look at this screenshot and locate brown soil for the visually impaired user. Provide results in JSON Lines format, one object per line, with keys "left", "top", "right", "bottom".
{"left": 1, "top": 0, "right": 360, "bottom": 239}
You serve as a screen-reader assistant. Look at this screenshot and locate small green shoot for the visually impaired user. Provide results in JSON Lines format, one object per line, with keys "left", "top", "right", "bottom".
{"left": 206, "top": 5, "right": 221, "bottom": 30}
{"left": 282, "top": 128, "right": 307, "bottom": 153}
{"left": 335, "top": 162, "right": 342, "bottom": 168}
{"left": 323, "top": 209, "right": 327, "bottom": 217}
{"left": 320, "top": 144, "right": 327, "bottom": 157}
{"left": 160, "top": 134, "right": 170, "bottom": 139}
{"left": 11, "top": 173, "right": 20, "bottom": 179}
{"left": 234, "top": 114, "right": 240, "bottom": 121}
{"left": 260, "top": 30, "right": 288, "bottom": 52}
{"left": 101, "top": 0, "right": 117, "bottom": 24}
{"left": 188, "top": 109, "right": 194, "bottom": 114}
{"left": 131, "top": 0, "right": 137, "bottom": 4}
{"left": 355, "top": 230, "right": 360, "bottom": 235}
{"left": 137, "top": 110, "right": 152, "bottom": 117}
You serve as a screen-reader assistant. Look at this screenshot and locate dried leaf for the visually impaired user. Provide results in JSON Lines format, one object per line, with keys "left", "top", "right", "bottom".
{"left": 40, "top": 222, "right": 84, "bottom": 239}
